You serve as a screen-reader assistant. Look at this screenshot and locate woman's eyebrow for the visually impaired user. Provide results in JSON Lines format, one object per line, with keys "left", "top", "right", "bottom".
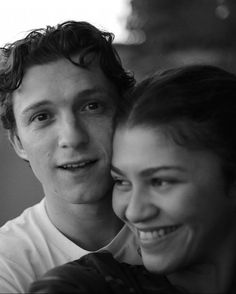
{"left": 111, "top": 165, "right": 186, "bottom": 177}
{"left": 140, "top": 166, "right": 186, "bottom": 177}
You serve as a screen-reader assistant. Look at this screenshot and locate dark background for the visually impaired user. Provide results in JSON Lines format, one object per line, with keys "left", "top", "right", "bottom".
{"left": 1, "top": 0, "right": 236, "bottom": 225}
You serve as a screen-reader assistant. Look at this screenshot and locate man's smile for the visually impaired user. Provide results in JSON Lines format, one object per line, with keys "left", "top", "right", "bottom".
{"left": 58, "top": 159, "right": 98, "bottom": 170}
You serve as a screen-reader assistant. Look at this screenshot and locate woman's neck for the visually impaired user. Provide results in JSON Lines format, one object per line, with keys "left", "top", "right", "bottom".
{"left": 167, "top": 230, "right": 236, "bottom": 294}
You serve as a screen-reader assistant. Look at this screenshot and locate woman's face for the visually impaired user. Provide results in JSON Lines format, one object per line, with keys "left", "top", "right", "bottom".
{"left": 111, "top": 126, "right": 236, "bottom": 274}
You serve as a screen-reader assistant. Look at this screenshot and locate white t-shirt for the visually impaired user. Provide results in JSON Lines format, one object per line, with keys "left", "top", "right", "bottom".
{"left": 0, "top": 198, "right": 141, "bottom": 293}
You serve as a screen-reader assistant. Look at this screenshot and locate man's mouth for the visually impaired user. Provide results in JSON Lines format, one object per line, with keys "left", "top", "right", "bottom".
{"left": 138, "top": 225, "right": 182, "bottom": 241}
{"left": 58, "top": 159, "right": 97, "bottom": 170}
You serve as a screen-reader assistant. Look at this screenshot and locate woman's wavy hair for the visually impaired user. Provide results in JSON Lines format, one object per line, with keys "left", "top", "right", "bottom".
{"left": 117, "top": 65, "right": 236, "bottom": 187}
{"left": 0, "top": 20, "right": 135, "bottom": 133}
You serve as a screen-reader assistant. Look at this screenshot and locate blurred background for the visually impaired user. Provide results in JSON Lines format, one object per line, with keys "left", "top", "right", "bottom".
{"left": 1, "top": 0, "right": 236, "bottom": 225}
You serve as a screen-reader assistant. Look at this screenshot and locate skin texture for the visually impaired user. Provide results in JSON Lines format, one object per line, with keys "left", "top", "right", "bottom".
{"left": 10, "top": 57, "right": 122, "bottom": 250}
{"left": 112, "top": 126, "right": 236, "bottom": 292}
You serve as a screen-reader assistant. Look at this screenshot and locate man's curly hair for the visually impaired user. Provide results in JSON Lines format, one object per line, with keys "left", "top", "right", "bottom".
{"left": 0, "top": 20, "right": 135, "bottom": 133}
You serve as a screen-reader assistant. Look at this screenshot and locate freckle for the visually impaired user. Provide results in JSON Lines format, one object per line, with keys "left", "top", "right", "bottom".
{"left": 54, "top": 188, "right": 59, "bottom": 195}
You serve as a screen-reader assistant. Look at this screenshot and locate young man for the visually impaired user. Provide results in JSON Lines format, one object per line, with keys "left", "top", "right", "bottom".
{"left": 0, "top": 21, "right": 141, "bottom": 292}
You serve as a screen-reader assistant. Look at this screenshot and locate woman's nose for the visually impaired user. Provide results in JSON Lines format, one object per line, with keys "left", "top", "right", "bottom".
{"left": 58, "top": 115, "right": 89, "bottom": 149}
{"left": 125, "top": 189, "right": 159, "bottom": 224}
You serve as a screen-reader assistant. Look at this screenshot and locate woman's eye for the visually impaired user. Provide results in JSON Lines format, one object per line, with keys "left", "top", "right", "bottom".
{"left": 114, "top": 179, "right": 125, "bottom": 186}
{"left": 112, "top": 177, "right": 131, "bottom": 191}
{"left": 150, "top": 178, "right": 175, "bottom": 188}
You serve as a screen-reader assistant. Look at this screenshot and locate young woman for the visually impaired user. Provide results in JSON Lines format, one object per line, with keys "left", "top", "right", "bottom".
{"left": 29, "top": 65, "right": 236, "bottom": 294}
{"left": 111, "top": 64, "right": 236, "bottom": 293}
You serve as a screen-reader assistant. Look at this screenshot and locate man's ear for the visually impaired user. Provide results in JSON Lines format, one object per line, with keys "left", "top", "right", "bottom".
{"left": 8, "top": 131, "right": 29, "bottom": 161}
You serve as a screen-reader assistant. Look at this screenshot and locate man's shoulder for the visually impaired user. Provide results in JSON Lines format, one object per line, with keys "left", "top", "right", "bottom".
{"left": 0, "top": 200, "right": 47, "bottom": 292}
{"left": 0, "top": 200, "right": 44, "bottom": 251}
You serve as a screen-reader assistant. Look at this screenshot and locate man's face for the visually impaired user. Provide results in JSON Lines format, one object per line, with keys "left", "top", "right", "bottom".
{"left": 11, "top": 57, "right": 118, "bottom": 204}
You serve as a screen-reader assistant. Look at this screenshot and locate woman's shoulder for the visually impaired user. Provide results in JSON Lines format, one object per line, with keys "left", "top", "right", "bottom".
{"left": 29, "top": 252, "right": 181, "bottom": 293}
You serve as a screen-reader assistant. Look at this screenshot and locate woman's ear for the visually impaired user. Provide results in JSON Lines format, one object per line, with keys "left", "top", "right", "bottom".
{"left": 8, "top": 131, "right": 29, "bottom": 161}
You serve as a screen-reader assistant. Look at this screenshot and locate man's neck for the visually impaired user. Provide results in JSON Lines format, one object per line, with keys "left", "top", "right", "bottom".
{"left": 45, "top": 195, "right": 123, "bottom": 251}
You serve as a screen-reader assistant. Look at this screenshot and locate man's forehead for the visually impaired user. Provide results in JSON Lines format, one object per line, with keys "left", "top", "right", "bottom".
{"left": 14, "top": 57, "right": 111, "bottom": 92}
{"left": 12, "top": 64, "right": 118, "bottom": 113}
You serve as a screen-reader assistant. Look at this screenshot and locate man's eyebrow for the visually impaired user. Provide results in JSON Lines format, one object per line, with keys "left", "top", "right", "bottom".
{"left": 78, "top": 87, "right": 114, "bottom": 98}
{"left": 21, "top": 101, "right": 52, "bottom": 116}
{"left": 21, "top": 87, "right": 114, "bottom": 116}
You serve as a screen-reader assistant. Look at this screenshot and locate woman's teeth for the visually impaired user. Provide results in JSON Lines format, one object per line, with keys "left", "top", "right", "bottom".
{"left": 139, "top": 225, "right": 180, "bottom": 241}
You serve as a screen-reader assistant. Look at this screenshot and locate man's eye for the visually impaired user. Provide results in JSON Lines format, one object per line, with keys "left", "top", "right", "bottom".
{"left": 31, "top": 113, "right": 50, "bottom": 122}
{"left": 81, "top": 102, "right": 104, "bottom": 112}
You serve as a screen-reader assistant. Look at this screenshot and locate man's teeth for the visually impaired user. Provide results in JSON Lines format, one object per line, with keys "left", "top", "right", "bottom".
{"left": 139, "top": 225, "right": 180, "bottom": 240}
{"left": 61, "top": 161, "right": 91, "bottom": 169}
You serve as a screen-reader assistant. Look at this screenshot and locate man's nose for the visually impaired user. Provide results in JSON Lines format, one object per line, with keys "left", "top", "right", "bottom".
{"left": 125, "top": 188, "right": 159, "bottom": 224}
{"left": 58, "top": 115, "right": 89, "bottom": 149}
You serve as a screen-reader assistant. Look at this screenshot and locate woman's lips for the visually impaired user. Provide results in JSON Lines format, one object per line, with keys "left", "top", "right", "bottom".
{"left": 136, "top": 224, "right": 183, "bottom": 251}
{"left": 138, "top": 225, "right": 182, "bottom": 241}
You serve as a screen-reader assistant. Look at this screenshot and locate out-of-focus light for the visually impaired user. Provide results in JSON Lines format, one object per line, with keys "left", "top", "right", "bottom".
{"left": 0, "top": 0, "right": 131, "bottom": 46}
{"left": 126, "top": 30, "right": 146, "bottom": 44}
{"left": 216, "top": 0, "right": 225, "bottom": 4}
{"left": 215, "top": 4, "right": 230, "bottom": 19}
